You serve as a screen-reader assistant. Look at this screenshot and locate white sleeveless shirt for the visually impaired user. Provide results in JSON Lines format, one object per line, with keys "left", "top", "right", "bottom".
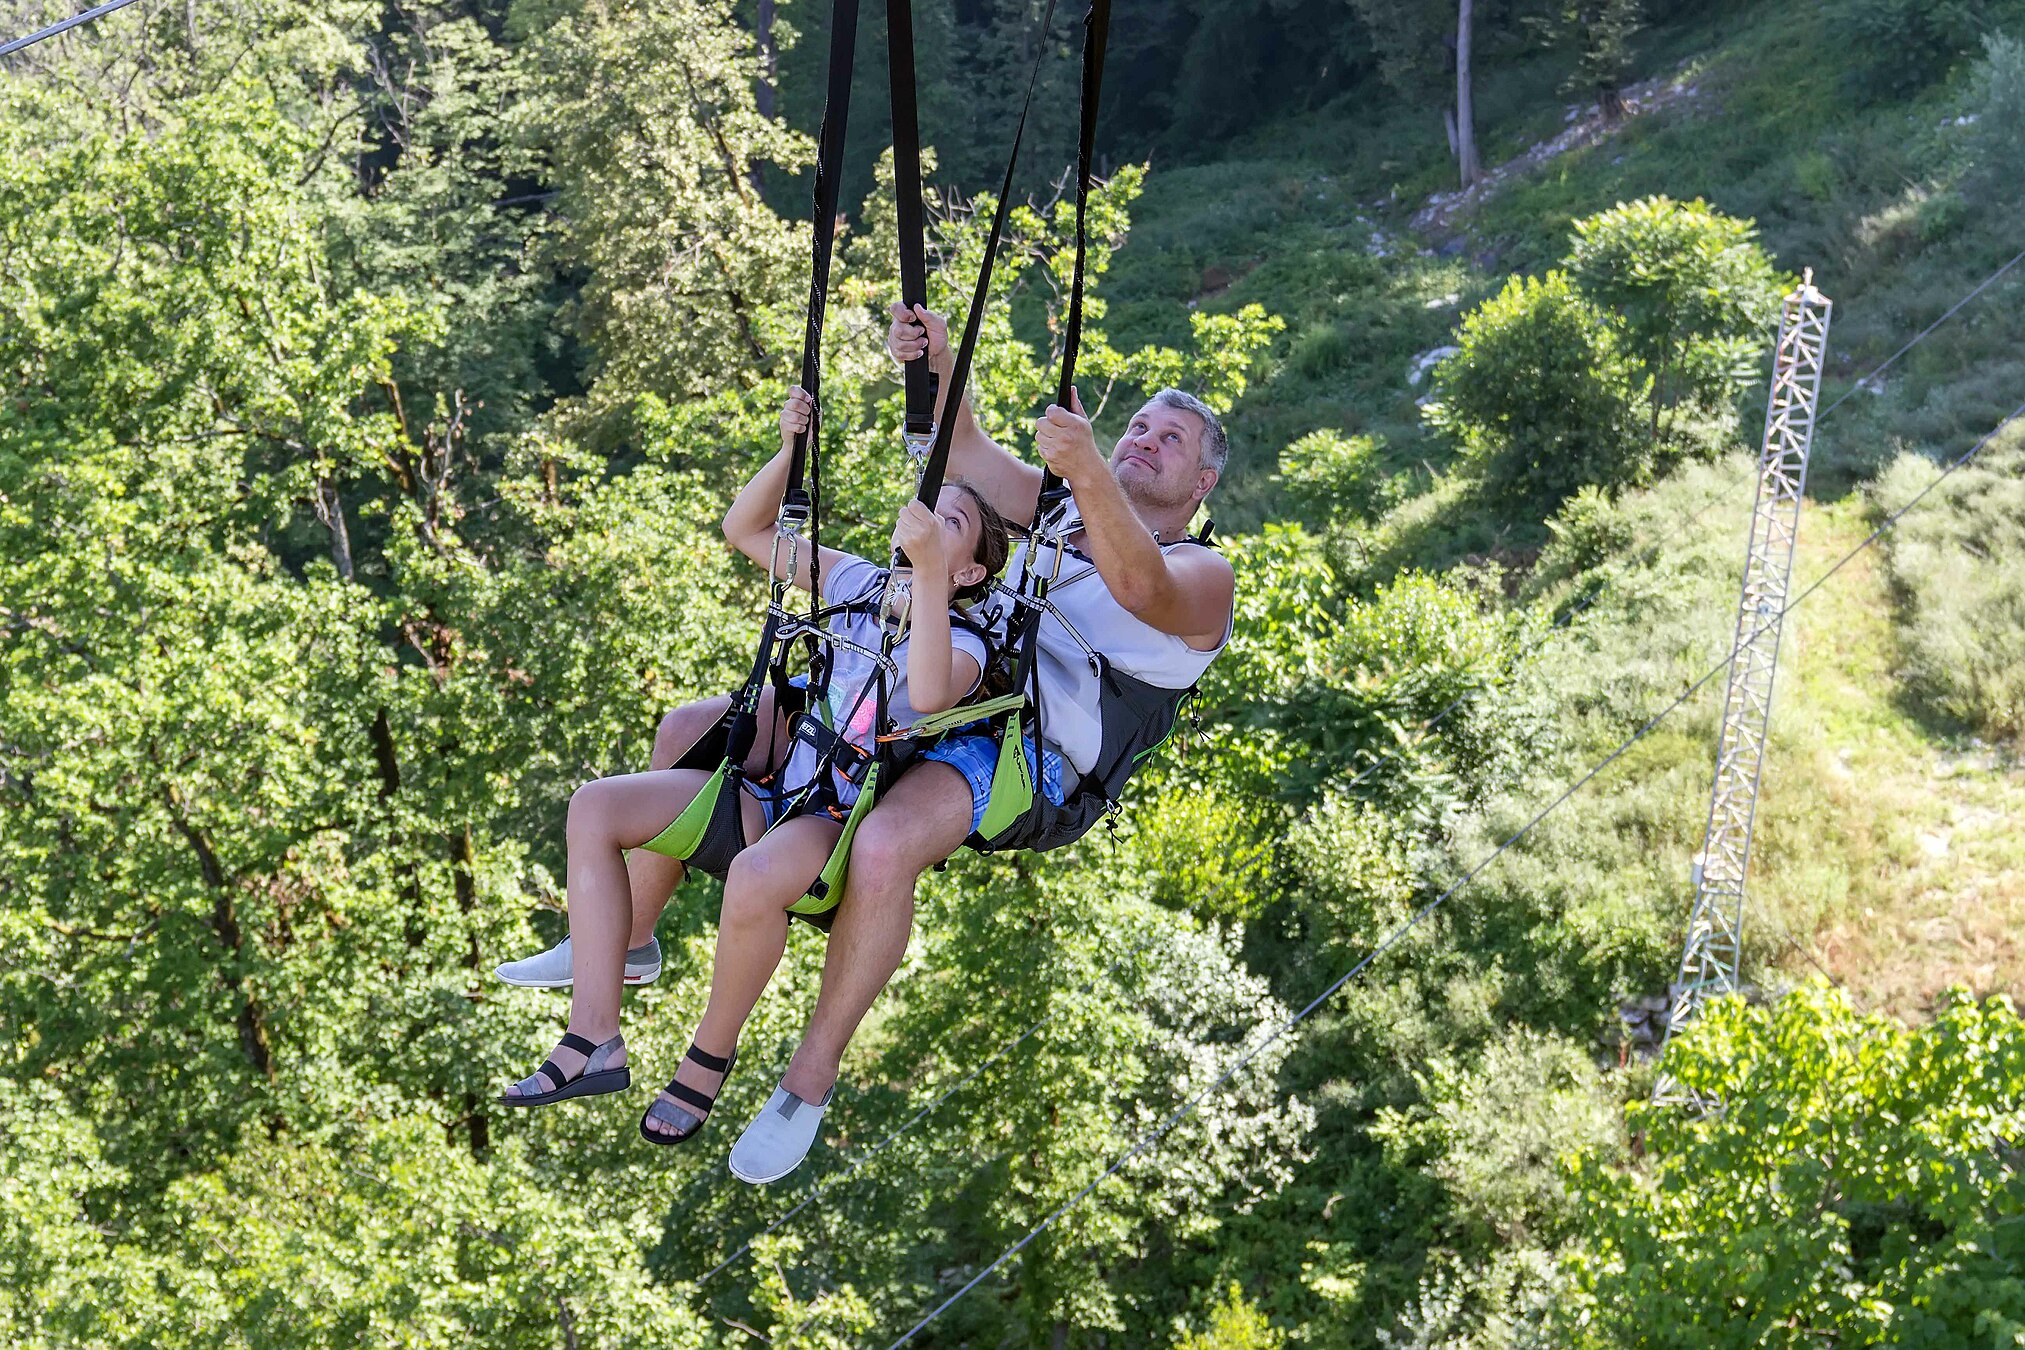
{"left": 1007, "top": 494, "right": 1232, "bottom": 778}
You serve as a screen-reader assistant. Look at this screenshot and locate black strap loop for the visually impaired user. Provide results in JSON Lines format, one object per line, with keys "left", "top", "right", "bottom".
{"left": 888, "top": 0, "right": 937, "bottom": 441}
{"left": 1034, "top": 0, "right": 1110, "bottom": 520}
{"left": 787, "top": 0, "right": 861, "bottom": 503}
{"left": 909, "top": 0, "right": 1066, "bottom": 511}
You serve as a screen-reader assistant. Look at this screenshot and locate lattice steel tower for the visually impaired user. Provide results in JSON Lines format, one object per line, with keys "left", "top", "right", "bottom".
{"left": 1653, "top": 274, "right": 1831, "bottom": 1109}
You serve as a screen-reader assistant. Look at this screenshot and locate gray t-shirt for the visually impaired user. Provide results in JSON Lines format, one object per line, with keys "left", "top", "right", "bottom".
{"left": 782, "top": 554, "right": 988, "bottom": 806}
{"left": 1008, "top": 496, "right": 1232, "bottom": 778}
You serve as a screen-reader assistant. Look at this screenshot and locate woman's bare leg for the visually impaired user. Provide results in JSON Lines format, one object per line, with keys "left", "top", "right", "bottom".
{"left": 642, "top": 814, "right": 842, "bottom": 1136}
{"left": 504, "top": 767, "right": 714, "bottom": 1097}
{"left": 623, "top": 689, "right": 784, "bottom": 947}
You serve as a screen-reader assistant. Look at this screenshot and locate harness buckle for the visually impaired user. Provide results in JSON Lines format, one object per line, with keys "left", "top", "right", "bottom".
{"left": 901, "top": 427, "right": 936, "bottom": 463}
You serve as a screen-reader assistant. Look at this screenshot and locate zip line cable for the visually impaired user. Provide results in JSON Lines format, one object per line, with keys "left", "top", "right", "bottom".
{"left": 1345, "top": 240, "right": 2025, "bottom": 793}
{"left": 693, "top": 245, "right": 2025, "bottom": 1286}
{"left": 1814, "top": 242, "right": 2025, "bottom": 422}
{"left": 0, "top": 0, "right": 145, "bottom": 58}
{"left": 882, "top": 399, "right": 2025, "bottom": 1349}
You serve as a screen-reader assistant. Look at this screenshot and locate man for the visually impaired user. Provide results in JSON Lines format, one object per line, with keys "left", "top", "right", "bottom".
{"left": 496, "top": 300, "right": 1236, "bottom": 1183}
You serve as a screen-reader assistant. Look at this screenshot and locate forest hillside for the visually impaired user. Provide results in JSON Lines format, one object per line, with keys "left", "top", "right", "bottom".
{"left": 5, "top": 0, "right": 2025, "bottom": 1345}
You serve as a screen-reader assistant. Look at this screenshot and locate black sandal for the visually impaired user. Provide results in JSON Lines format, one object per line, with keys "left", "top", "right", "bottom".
{"left": 499, "top": 1032, "right": 630, "bottom": 1107}
{"left": 640, "top": 1042, "right": 738, "bottom": 1145}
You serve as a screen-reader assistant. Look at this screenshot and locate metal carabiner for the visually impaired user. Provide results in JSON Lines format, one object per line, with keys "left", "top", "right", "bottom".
{"left": 879, "top": 568, "right": 915, "bottom": 634}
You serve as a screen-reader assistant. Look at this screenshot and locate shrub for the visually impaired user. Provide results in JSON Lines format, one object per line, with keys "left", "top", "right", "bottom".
{"left": 1176, "top": 1283, "right": 1287, "bottom": 1349}
{"left": 1277, "top": 427, "right": 1385, "bottom": 524}
{"left": 1423, "top": 271, "right": 1645, "bottom": 511}
{"left": 1565, "top": 196, "right": 1786, "bottom": 448}
{"left": 1254, "top": 569, "right": 1549, "bottom": 809}
{"left": 1558, "top": 985, "right": 2025, "bottom": 1347}
{"left": 1875, "top": 435, "right": 2025, "bottom": 744}
{"left": 1965, "top": 32, "right": 2025, "bottom": 202}
{"left": 1373, "top": 1028, "right": 1621, "bottom": 1249}
{"left": 1830, "top": 0, "right": 1995, "bottom": 94}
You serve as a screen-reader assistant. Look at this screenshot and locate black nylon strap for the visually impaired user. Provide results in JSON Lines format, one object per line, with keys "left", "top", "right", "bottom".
{"left": 787, "top": 0, "right": 862, "bottom": 512}
{"left": 685, "top": 1043, "right": 734, "bottom": 1074}
{"left": 1035, "top": 0, "right": 1110, "bottom": 521}
{"left": 910, "top": 0, "right": 1065, "bottom": 510}
{"left": 1009, "top": 0, "right": 1112, "bottom": 765}
{"left": 888, "top": 0, "right": 938, "bottom": 439}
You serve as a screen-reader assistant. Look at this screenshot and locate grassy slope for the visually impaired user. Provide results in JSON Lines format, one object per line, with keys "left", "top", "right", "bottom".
{"left": 1757, "top": 497, "right": 2025, "bottom": 1020}
{"left": 1096, "top": 0, "right": 2025, "bottom": 1019}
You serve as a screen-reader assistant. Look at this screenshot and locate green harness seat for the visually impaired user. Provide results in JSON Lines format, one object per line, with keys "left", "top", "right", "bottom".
{"left": 639, "top": 700, "right": 884, "bottom": 928}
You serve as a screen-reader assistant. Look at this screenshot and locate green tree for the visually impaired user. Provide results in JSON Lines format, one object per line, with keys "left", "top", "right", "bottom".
{"left": 1564, "top": 196, "right": 1786, "bottom": 446}
{"left": 1424, "top": 271, "right": 1645, "bottom": 510}
{"left": 1830, "top": 0, "right": 1994, "bottom": 94}
{"left": 1964, "top": 31, "right": 2025, "bottom": 204}
{"left": 1531, "top": 0, "right": 1642, "bottom": 120}
{"left": 1560, "top": 985, "right": 2025, "bottom": 1347}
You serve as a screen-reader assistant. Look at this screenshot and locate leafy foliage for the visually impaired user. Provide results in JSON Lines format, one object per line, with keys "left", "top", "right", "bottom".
{"left": 1874, "top": 433, "right": 2025, "bottom": 744}
{"left": 1425, "top": 271, "right": 1645, "bottom": 510}
{"left": 1564, "top": 196, "right": 1786, "bottom": 446}
{"left": 1829, "top": 0, "right": 1998, "bottom": 94}
{"left": 1560, "top": 985, "right": 2025, "bottom": 1347}
{"left": 1964, "top": 31, "right": 2025, "bottom": 204}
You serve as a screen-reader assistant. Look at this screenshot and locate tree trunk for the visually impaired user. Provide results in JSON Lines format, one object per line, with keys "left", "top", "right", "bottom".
{"left": 1455, "top": 0, "right": 1480, "bottom": 188}
{"left": 314, "top": 478, "right": 355, "bottom": 582}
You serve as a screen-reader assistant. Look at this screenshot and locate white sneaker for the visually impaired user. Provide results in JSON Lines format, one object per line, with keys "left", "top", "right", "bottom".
{"left": 493, "top": 935, "right": 662, "bottom": 988}
{"left": 728, "top": 1081, "right": 835, "bottom": 1184}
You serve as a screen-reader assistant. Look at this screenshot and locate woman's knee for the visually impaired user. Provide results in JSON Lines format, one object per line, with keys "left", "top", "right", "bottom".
{"left": 722, "top": 852, "right": 795, "bottom": 922}
{"left": 566, "top": 779, "right": 622, "bottom": 846}
{"left": 653, "top": 696, "right": 728, "bottom": 769}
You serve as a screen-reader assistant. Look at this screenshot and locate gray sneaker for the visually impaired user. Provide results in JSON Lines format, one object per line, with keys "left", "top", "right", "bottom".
{"left": 494, "top": 935, "right": 662, "bottom": 988}
{"left": 728, "top": 1081, "right": 835, "bottom": 1185}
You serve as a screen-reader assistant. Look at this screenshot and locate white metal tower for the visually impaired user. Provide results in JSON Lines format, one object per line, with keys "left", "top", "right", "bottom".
{"left": 1653, "top": 274, "right": 1832, "bottom": 1109}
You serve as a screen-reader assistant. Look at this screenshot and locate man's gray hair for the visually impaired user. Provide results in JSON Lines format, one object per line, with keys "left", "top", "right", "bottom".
{"left": 1148, "top": 387, "right": 1230, "bottom": 476}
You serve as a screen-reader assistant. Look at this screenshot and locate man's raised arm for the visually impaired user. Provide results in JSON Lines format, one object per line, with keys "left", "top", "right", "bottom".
{"left": 1032, "top": 390, "right": 1235, "bottom": 651}
{"left": 888, "top": 302, "right": 1043, "bottom": 525}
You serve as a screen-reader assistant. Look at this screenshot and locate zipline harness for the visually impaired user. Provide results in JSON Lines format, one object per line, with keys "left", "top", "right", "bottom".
{"left": 642, "top": 0, "right": 1103, "bottom": 921}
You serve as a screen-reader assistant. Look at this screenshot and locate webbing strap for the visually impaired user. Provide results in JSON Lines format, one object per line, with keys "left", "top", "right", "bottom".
{"left": 734, "top": 0, "right": 860, "bottom": 735}
{"left": 787, "top": 0, "right": 862, "bottom": 518}
{"left": 1011, "top": 0, "right": 1112, "bottom": 761}
{"left": 910, "top": 0, "right": 1065, "bottom": 509}
{"left": 888, "top": 0, "right": 937, "bottom": 440}
{"left": 1036, "top": 0, "right": 1110, "bottom": 520}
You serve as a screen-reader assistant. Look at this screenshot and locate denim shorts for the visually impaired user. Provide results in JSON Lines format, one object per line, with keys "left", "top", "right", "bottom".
{"left": 921, "top": 728, "right": 1068, "bottom": 835}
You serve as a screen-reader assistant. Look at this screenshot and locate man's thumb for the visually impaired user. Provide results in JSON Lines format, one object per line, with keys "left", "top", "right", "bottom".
{"left": 1068, "top": 386, "right": 1085, "bottom": 416}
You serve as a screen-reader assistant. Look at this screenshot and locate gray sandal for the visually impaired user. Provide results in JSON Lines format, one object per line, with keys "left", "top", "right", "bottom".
{"left": 499, "top": 1032, "right": 630, "bottom": 1107}
{"left": 640, "top": 1042, "right": 737, "bottom": 1145}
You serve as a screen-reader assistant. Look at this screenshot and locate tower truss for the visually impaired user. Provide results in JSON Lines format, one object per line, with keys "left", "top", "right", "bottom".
{"left": 1653, "top": 275, "right": 1832, "bottom": 1109}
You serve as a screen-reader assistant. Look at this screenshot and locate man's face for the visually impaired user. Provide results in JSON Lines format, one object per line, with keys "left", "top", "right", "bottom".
{"left": 1109, "top": 401, "right": 1217, "bottom": 511}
